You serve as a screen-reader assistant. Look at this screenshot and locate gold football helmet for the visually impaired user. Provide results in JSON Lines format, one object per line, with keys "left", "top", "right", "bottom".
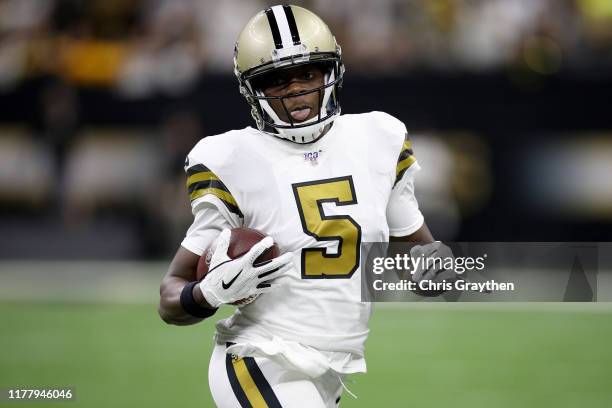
{"left": 234, "top": 5, "right": 344, "bottom": 143}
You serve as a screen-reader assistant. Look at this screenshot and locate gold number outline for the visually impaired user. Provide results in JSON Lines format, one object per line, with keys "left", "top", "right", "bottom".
{"left": 291, "top": 175, "right": 362, "bottom": 279}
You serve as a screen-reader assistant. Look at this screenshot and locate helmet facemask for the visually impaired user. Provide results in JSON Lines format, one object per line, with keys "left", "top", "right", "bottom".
{"left": 236, "top": 52, "right": 344, "bottom": 144}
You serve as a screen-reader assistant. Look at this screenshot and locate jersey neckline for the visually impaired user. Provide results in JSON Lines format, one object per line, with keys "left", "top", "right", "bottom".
{"left": 246, "top": 118, "right": 342, "bottom": 153}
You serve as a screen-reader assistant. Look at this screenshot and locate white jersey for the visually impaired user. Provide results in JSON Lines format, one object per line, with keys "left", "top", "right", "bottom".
{"left": 182, "top": 111, "right": 423, "bottom": 364}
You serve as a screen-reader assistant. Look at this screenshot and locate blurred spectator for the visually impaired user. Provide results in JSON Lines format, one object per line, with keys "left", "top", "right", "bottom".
{"left": 38, "top": 78, "right": 79, "bottom": 160}
{"left": 0, "top": 0, "right": 610, "bottom": 87}
{"left": 147, "top": 108, "right": 203, "bottom": 253}
{"left": 35, "top": 78, "right": 80, "bottom": 214}
{"left": 117, "top": 0, "right": 203, "bottom": 97}
{"left": 196, "top": 0, "right": 265, "bottom": 72}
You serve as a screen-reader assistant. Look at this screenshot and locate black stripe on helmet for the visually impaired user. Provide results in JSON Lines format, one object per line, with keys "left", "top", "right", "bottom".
{"left": 282, "top": 5, "right": 301, "bottom": 45}
{"left": 265, "top": 8, "right": 283, "bottom": 49}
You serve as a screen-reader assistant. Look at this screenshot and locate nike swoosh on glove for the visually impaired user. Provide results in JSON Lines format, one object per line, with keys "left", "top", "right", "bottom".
{"left": 198, "top": 229, "right": 294, "bottom": 308}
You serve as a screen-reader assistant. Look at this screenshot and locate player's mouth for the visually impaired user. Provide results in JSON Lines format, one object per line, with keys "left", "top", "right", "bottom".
{"left": 290, "top": 105, "right": 312, "bottom": 122}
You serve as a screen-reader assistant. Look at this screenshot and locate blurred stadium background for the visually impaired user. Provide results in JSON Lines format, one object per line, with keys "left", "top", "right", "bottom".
{"left": 0, "top": 0, "right": 611, "bottom": 407}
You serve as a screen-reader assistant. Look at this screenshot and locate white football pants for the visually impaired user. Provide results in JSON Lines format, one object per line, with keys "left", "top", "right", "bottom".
{"left": 208, "top": 342, "right": 344, "bottom": 408}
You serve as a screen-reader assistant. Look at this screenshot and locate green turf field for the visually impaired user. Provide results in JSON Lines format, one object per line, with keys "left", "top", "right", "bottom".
{"left": 1, "top": 302, "right": 612, "bottom": 408}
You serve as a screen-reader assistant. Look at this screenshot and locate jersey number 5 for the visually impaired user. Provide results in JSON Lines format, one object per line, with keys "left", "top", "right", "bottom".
{"left": 292, "top": 176, "right": 362, "bottom": 279}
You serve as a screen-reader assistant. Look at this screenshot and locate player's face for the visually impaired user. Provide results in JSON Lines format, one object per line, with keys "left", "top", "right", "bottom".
{"left": 257, "top": 64, "right": 326, "bottom": 123}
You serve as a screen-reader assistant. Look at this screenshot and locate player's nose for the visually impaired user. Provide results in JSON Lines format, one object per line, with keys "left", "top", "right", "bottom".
{"left": 285, "top": 77, "right": 310, "bottom": 96}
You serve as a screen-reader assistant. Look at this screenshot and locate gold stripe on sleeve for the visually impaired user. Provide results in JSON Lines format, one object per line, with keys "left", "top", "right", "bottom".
{"left": 186, "top": 171, "right": 220, "bottom": 188}
{"left": 189, "top": 187, "right": 239, "bottom": 207}
{"left": 396, "top": 155, "right": 416, "bottom": 177}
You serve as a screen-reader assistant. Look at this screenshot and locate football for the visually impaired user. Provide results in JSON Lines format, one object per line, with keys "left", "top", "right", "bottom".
{"left": 196, "top": 227, "right": 280, "bottom": 305}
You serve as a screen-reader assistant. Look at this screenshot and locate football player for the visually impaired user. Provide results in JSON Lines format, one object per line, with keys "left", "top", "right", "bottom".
{"left": 158, "top": 5, "right": 453, "bottom": 407}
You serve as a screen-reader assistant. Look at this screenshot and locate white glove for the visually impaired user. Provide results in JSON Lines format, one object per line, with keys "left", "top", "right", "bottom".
{"left": 198, "top": 229, "right": 294, "bottom": 307}
{"left": 410, "top": 241, "right": 458, "bottom": 283}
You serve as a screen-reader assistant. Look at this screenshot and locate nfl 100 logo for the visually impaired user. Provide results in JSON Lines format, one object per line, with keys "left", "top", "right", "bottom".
{"left": 304, "top": 150, "right": 322, "bottom": 164}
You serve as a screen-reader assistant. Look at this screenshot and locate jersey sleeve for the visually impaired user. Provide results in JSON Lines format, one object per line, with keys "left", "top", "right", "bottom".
{"left": 181, "top": 201, "right": 232, "bottom": 256}
{"left": 183, "top": 138, "right": 243, "bottom": 228}
{"left": 386, "top": 172, "right": 424, "bottom": 237}
{"left": 393, "top": 131, "right": 421, "bottom": 191}
{"left": 370, "top": 111, "right": 424, "bottom": 236}
{"left": 181, "top": 136, "right": 244, "bottom": 255}
{"left": 368, "top": 111, "right": 421, "bottom": 190}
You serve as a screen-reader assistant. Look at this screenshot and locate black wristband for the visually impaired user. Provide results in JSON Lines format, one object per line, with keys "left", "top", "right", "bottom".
{"left": 180, "top": 281, "right": 218, "bottom": 318}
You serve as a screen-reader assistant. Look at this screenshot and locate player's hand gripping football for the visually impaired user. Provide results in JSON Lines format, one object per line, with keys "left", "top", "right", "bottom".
{"left": 198, "top": 229, "right": 294, "bottom": 308}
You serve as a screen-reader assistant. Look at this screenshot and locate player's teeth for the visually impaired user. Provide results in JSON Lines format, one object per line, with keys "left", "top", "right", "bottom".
{"left": 290, "top": 108, "right": 311, "bottom": 121}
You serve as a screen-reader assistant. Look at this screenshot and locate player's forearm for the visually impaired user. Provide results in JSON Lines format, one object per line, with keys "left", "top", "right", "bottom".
{"left": 158, "top": 246, "right": 217, "bottom": 325}
{"left": 389, "top": 222, "right": 447, "bottom": 296}
{"left": 158, "top": 276, "right": 214, "bottom": 325}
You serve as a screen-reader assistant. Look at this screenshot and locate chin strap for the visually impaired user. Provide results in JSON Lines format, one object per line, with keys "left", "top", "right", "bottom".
{"left": 248, "top": 68, "right": 339, "bottom": 144}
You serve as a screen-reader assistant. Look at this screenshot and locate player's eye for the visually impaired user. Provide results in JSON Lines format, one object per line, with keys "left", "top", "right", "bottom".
{"left": 271, "top": 77, "right": 287, "bottom": 86}
{"left": 303, "top": 71, "right": 315, "bottom": 80}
